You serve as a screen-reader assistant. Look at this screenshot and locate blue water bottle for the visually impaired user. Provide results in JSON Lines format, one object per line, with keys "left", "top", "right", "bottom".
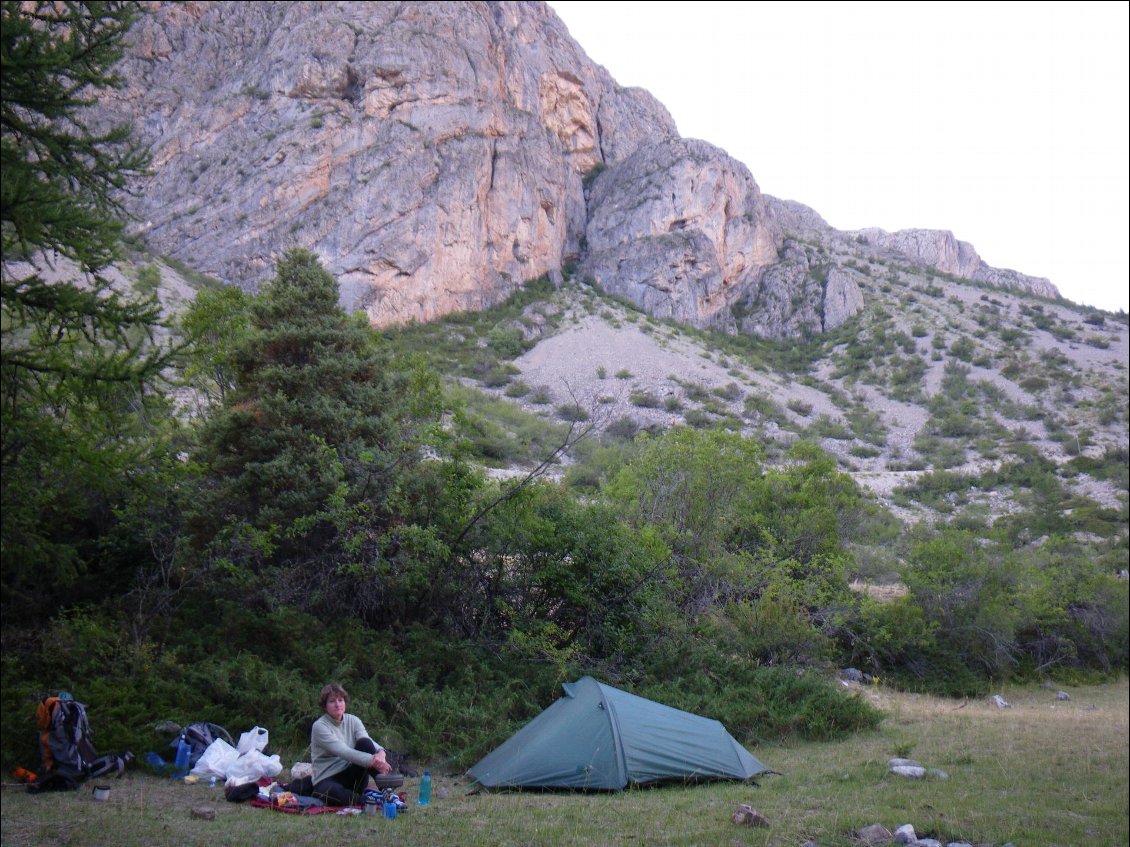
{"left": 173, "top": 736, "right": 191, "bottom": 778}
{"left": 418, "top": 770, "right": 431, "bottom": 805}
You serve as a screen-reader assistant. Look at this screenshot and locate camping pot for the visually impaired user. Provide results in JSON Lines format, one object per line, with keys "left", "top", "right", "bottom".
{"left": 92, "top": 785, "right": 111, "bottom": 801}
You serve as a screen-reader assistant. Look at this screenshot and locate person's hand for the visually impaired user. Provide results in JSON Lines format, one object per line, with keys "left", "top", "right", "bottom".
{"left": 372, "top": 750, "right": 392, "bottom": 774}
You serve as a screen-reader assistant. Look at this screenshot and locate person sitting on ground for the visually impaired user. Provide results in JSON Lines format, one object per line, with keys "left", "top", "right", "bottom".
{"left": 308, "top": 682, "right": 392, "bottom": 805}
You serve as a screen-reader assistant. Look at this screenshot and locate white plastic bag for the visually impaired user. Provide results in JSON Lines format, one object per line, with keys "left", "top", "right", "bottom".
{"left": 190, "top": 738, "right": 239, "bottom": 778}
{"left": 236, "top": 726, "right": 269, "bottom": 755}
{"left": 290, "top": 762, "right": 314, "bottom": 780}
{"left": 224, "top": 749, "right": 282, "bottom": 786}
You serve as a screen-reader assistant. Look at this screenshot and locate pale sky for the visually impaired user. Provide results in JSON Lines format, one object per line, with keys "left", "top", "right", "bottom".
{"left": 549, "top": 1, "right": 1129, "bottom": 314}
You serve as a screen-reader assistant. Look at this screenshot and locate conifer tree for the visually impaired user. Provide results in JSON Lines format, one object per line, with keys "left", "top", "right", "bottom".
{"left": 1, "top": 1, "right": 175, "bottom": 621}
{"left": 189, "top": 249, "right": 454, "bottom": 619}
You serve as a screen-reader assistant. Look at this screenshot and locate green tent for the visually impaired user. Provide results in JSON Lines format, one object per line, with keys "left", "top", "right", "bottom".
{"left": 467, "top": 676, "right": 771, "bottom": 790}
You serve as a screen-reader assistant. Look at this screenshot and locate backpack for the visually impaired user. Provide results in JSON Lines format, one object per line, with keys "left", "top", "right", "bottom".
{"left": 33, "top": 695, "right": 133, "bottom": 786}
{"left": 36, "top": 696, "right": 97, "bottom": 779}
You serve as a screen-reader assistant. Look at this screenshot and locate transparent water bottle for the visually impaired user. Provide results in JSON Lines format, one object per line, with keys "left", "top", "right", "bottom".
{"left": 173, "top": 736, "right": 191, "bottom": 778}
{"left": 418, "top": 770, "right": 431, "bottom": 805}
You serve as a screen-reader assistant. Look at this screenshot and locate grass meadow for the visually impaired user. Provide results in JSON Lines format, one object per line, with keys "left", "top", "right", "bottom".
{"left": 1, "top": 678, "right": 1125, "bottom": 847}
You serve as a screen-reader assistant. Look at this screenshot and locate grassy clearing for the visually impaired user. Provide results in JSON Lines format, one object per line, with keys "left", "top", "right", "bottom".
{"left": 2, "top": 680, "right": 1124, "bottom": 847}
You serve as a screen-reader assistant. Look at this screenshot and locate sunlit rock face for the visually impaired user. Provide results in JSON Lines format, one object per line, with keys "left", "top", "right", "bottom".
{"left": 102, "top": 1, "right": 676, "bottom": 324}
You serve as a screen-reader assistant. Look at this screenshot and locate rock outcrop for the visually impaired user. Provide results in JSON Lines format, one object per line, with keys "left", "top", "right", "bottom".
{"left": 580, "top": 137, "right": 781, "bottom": 329}
{"left": 101, "top": 1, "right": 676, "bottom": 325}
{"left": 765, "top": 198, "right": 1059, "bottom": 302}
{"left": 726, "top": 241, "right": 865, "bottom": 339}
{"left": 855, "top": 227, "right": 1059, "bottom": 298}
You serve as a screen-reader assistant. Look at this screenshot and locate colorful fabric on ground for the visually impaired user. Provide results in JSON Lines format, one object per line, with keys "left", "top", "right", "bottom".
{"left": 249, "top": 797, "right": 359, "bottom": 815}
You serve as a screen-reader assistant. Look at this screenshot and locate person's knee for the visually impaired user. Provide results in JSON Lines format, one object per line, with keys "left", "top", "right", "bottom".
{"left": 355, "top": 737, "right": 377, "bottom": 755}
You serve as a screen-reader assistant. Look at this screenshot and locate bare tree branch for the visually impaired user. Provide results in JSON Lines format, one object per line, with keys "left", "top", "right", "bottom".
{"left": 450, "top": 380, "right": 601, "bottom": 552}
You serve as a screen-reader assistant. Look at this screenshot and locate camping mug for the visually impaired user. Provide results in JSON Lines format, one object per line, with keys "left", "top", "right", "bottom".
{"left": 92, "top": 785, "right": 111, "bottom": 801}
{"left": 382, "top": 800, "right": 398, "bottom": 819}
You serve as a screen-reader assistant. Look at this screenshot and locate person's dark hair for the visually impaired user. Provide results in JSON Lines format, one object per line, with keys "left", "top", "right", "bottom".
{"left": 319, "top": 683, "right": 349, "bottom": 709}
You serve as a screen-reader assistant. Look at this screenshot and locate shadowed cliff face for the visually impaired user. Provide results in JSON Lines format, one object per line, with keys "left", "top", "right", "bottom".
{"left": 580, "top": 137, "right": 783, "bottom": 329}
{"left": 98, "top": 1, "right": 1058, "bottom": 339}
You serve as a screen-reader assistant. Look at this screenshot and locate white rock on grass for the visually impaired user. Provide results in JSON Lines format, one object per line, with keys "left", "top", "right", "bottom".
{"left": 893, "top": 823, "right": 917, "bottom": 843}
{"left": 890, "top": 765, "right": 926, "bottom": 778}
{"left": 887, "top": 758, "right": 923, "bottom": 769}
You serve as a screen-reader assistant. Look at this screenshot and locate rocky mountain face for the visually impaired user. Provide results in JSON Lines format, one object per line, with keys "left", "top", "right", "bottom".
{"left": 104, "top": 0, "right": 676, "bottom": 326}
{"left": 99, "top": 1, "right": 1060, "bottom": 340}
{"left": 581, "top": 137, "right": 782, "bottom": 329}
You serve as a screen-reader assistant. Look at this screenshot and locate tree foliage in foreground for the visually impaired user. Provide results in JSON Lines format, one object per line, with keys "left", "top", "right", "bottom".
{"left": 186, "top": 248, "right": 463, "bottom": 625}
{"left": 1, "top": 0, "right": 177, "bottom": 624}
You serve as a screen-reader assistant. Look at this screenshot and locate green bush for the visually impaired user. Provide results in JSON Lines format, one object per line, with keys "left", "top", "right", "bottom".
{"left": 787, "top": 399, "right": 813, "bottom": 417}
{"left": 808, "top": 415, "right": 853, "bottom": 440}
{"left": 488, "top": 326, "right": 525, "bottom": 358}
{"left": 556, "top": 403, "right": 589, "bottom": 422}
{"left": 684, "top": 408, "right": 715, "bottom": 429}
{"left": 134, "top": 263, "right": 162, "bottom": 296}
{"left": 713, "top": 382, "right": 742, "bottom": 401}
{"left": 630, "top": 390, "right": 662, "bottom": 408}
{"left": 481, "top": 366, "right": 514, "bottom": 388}
{"left": 604, "top": 416, "right": 640, "bottom": 442}
{"left": 949, "top": 336, "right": 976, "bottom": 362}
{"left": 633, "top": 645, "right": 883, "bottom": 744}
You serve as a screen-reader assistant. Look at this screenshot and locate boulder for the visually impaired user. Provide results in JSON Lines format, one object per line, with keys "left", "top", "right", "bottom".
{"left": 730, "top": 803, "right": 769, "bottom": 827}
{"left": 887, "top": 758, "right": 924, "bottom": 769}
{"left": 893, "top": 823, "right": 917, "bottom": 844}
{"left": 890, "top": 765, "right": 926, "bottom": 779}
{"left": 856, "top": 823, "right": 893, "bottom": 845}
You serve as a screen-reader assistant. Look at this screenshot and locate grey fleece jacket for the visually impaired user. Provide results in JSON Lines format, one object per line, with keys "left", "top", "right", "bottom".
{"left": 310, "top": 713, "right": 384, "bottom": 785}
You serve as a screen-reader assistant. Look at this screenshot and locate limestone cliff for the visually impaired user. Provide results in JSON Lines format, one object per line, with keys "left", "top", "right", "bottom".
{"left": 104, "top": 1, "right": 676, "bottom": 325}
{"left": 96, "top": 1, "right": 1060, "bottom": 340}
